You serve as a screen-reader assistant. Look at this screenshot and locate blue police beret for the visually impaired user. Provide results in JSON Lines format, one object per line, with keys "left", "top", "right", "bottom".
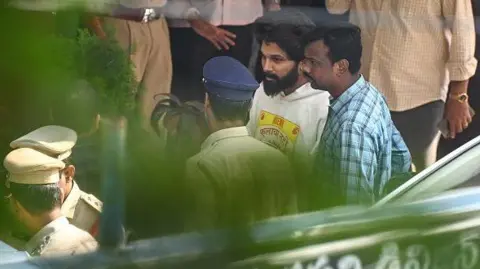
{"left": 203, "top": 56, "right": 259, "bottom": 101}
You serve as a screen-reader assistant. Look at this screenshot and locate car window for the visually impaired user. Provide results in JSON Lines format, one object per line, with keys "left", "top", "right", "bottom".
{"left": 375, "top": 136, "right": 480, "bottom": 207}
{"left": 451, "top": 170, "right": 480, "bottom": 190}
{"left": 392, "top": 140, "right": 480, "bottom": 204}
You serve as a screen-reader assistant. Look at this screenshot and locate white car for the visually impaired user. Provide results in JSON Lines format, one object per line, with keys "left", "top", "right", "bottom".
{"left": 4, "top": 137, "right": 480, "bottom": 269}
{"left": 376, "top": 135, "right": 480, "bottom": 207}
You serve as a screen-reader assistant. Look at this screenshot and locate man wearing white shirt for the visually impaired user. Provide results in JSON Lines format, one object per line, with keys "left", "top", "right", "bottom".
{"left": 169, "top": 0, "right": 281, "bottom": 101}
{"left": 247, "top": 10, "right": 330, "bottom": 163}
{"left": 184, "top": 56, "right": 297, "bottom": 230}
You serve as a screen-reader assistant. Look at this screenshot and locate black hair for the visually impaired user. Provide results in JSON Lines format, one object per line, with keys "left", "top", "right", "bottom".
{"left": 303, "top": 23, "right": 362, "bottom": 74}
{"left": 150, "top": 94, "right": 208, "bottom": 161}
{"left": 254, "top": 9, "right": 316, "bottom": 62}
{"left": 9, "top": 182, "right": 62, "bottom": 215}
{"left": 150, "top": 94, "right": 207, "bottom": 138}
{"left": 208, "top": 93, "right": 252, "bottom": 122}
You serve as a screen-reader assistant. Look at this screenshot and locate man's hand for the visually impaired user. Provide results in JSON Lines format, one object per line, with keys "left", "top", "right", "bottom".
{"left": 444, "top": 81, "right": 473, "bottom": 139}
{"left": 190, "top": 19, "right": 236, "bottom": 50}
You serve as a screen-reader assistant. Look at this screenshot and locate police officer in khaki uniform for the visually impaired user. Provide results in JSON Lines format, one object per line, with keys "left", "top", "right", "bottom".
{"left": 184, "top": 57, "right": 297, "bottom": 230}
{"left": 4, "top": 148, "right": 98, "bottom": 256}
{"left": 94, "top": 0, "right": 176, "bottom": 131}
{"left": 10, "top": 126, "right": 102, "bottom": 237}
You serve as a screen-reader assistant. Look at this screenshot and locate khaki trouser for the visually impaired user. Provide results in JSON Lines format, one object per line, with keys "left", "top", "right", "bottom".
{"left": 107, "top": 17, "right": 172, "bottom": 130}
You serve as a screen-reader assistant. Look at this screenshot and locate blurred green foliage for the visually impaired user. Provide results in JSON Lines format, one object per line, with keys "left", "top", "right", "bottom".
{"left": 0, "top": 7, "right": 137, "bottom": 118}
{"left": 0, "top": 6, "right": 138, "bottom": 232}
{"left": 0, "top": 8, "right": 73, "bottom": 232}
{"left": 74, "top": 25, "right": 137, "bottom": 116}
{"left": 0, "top": 4, "right": 333, "bottom": 241}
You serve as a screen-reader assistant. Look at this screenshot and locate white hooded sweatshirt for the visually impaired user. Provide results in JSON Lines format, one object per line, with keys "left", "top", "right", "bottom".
{"left": 247, "top": 82, "right": 330, "bottom": 161}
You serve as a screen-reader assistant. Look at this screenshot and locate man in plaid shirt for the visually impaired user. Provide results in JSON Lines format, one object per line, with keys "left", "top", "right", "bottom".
{"left": 302, "top": 23, "right": 411, "bottom": 206}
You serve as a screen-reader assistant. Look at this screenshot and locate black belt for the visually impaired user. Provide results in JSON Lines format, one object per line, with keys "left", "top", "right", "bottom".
{"left": 110, "top": 6, "right": 162, "bottom": 23}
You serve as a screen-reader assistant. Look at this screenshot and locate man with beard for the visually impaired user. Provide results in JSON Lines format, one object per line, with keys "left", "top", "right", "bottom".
{"left": 247, "top": 10, "right": 330, "bottom": 164}
{"left": 184, "top": 56, "right": 297, "bottom": 230}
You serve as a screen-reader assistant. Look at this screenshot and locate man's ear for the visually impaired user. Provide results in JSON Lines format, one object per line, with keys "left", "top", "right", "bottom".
{"left": 298, "top": 60, "right": 306, "bottom": 74}
{"left": 204, "top": 94, "right": 215, "bottom": 119}
{"left": 335, "top": 59, "right": 350, "bottom": 76}
{"left": 204, "top": 93, "right": 218, "bottom": 131}
{"left": 13, "top": 199, "right": 27, "bottom": 219}
{"left": 64, "top": 165, "right": 76, "bottom": 183}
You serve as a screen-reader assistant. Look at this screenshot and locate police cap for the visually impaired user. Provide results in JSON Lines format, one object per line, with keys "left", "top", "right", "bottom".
{"left": 4, "top": 148, "right": 65, "bottom": 185}
{"left": 10, "top": 125, "right": 78, "bottom": 161}
{"left": 203, "top": 56, "right": 259, "bottom": 102}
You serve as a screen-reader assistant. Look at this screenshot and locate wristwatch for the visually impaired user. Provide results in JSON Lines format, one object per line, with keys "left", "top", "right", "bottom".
{"left": 449, "top": 92, "right": 469, "bottom": 103}
{"left": 142, "top": 8, "right": 157, "bottom": 23}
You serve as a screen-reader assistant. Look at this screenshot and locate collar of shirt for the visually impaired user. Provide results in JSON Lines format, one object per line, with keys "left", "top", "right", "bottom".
{"left": 329, "top": 75, "right": 367, "bottom": 114}
{"left": 201, "top": 126, "right": 249, "bottom": 150}
{"left": 25, "top": 217, "right": 69, "bottom": 255}
{"left": 61, "top": 181, "right": 82, "bottom": 220}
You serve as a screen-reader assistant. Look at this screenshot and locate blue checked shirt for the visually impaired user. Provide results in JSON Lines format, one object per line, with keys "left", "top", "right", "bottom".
{"left": 315, "top": 76, "right": 411, "bottom": 205}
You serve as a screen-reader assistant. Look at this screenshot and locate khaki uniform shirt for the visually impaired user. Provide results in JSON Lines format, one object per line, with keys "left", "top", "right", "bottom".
{"left": 185, "top": 127, "right": 297, "bottom": 231}
{"left": 326, "top": 0, "right": 477, "bottom": 111}
{"left": 25, "top": 217, "right": 98, "bottom": 257}
{"left": 1, "top": 183, "right": 102, "bottom": 251}
{"left": 61, "top": 182, "right": 102, "bottom": 237}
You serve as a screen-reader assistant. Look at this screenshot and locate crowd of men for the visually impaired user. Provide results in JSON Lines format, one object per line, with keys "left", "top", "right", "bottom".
{"left": 85, "top": 0, "right": 478, "bottom": 169}
{"left": 0, "top": 0, "right": 479, "bottom": 260}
